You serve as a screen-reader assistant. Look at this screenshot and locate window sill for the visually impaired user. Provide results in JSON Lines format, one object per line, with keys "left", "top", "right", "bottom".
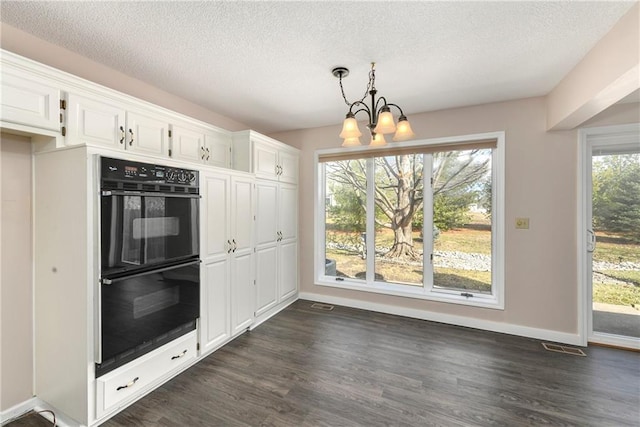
{"left": 316, "top": 276, "right": 504, "bottom": 310}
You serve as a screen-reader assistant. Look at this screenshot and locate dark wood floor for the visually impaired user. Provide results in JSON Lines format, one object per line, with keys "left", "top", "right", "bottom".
{"left": 9, "top": 300, "right": 639, "bottom": 426}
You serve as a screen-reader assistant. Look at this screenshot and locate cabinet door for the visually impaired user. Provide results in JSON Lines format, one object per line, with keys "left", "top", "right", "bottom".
{"left": 279, "top": 183, "right": 298, "bottom": 241}
{"left": 0, "top": 71, "right": 60, "bottom": 131}
{"left": 126, "top": 110, "right": 169, "bottom": 156}
{"left": 278, "top": 150, "right": 299, "bottom": 184}
{"left": 255, "top": 181, "right": 278, "bottom": 247}
{"left": 253, "top": 142, "right": 279, "bottom": 180}
{"left": 205, "top": 132, "right": 231, "bottom": 169}
{"left": 231, "top": 252, "right": 254, "bottom": 335}
{"left": 278, "top": 240, "right": 298, "bottom": 301}
{"left": 230, "top": 177, "right": 253, "bottom": 253}
{"left": 171, "top": 124, "right": 204, "bottom": 163}
{"left": 201, "top": 260, "right": 230, "bottom": 354}
{"left": 255, "top": 246, "right": 278, "bottom": 316}
{"left": 202, "top": 173, "right": 230, "bottom": 261}
{"left": 66, "top": 93, "right": 125, "bottom": 148}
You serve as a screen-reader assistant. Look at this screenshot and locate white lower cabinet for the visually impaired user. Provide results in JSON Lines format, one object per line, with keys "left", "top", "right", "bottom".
{"left": 96, "top": 331, "right": 197, "bottom": 419}
{"left": 255, "top": 180, "right": 298, "bottom": 319}
{"left": 200, "top": 170, "right": 254, "bottom": 354}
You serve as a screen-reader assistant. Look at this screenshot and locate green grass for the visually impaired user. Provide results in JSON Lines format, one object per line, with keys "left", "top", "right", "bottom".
{"left": 327, "top": 224, "right": 639, "bottom": 305}
{"left": 599, "top": 270, "right": 640, "bottom": 287}
{"left": 593, "top": 232, "right": 640, "bottom": 264}
{"left": 593, "top": 283, "right": 640, "bottom": 307}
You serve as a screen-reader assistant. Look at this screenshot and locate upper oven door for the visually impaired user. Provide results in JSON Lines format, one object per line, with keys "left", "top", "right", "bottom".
{"left": 101, "top": 191, "right": 199, "bottom": 276}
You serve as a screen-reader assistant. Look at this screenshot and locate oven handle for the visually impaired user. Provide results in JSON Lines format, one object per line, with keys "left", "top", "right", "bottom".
{"left": 101, "top": 190, "right": 200, "bottom": 199}
{"left": 101, "top": 259, "right": 201, "bottom": 285}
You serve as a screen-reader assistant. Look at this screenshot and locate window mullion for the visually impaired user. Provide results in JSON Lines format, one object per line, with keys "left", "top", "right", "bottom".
{"left": 423, "top": 154, "right": 434, "bottom": 292}
{"left": 365, "top": 157, "right": 375, "bottom": 284}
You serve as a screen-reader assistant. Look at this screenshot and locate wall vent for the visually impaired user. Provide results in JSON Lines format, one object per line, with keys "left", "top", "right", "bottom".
{"left": 542, "top": 342, "right": 586, "bottom": 356}
{"left": 310, "top": 302, "right": 335, "bottom": 311}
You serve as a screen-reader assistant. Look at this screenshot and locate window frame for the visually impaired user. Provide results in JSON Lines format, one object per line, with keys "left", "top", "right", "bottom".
{"left": 315, "top": 131, "right": 505, "bottom": 310}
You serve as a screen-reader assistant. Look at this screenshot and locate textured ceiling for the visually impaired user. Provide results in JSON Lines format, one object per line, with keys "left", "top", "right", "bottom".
{"left": 0, "top": 1, "right": 635, "bottom": 134}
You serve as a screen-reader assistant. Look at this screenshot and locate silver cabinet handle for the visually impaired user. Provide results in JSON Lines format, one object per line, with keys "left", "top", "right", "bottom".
{"left": 119, "top": 126, "right": 125, "bottom": 144}
{"left": 128, "top": 129, "right": 134, "bottom": 146}
{"left": 171, "top": 349, "right": 187, "bottom": 360}
{"left": 201, "top": 146, "right": 206, "bottom": 160}
{"left": 116, "top": 376, "right": 139, "bottom": 391}
{"left": 205, "top": 147, "right": 210, "bottom": 161}
{"left": 232, "top": 239, "right": 237, "bottom": 252}
{"left": 227, "top": 240, "right": 232, "bottom": 253}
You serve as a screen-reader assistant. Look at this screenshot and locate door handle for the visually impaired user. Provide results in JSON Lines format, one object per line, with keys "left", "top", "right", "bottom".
{"left": 232, "top": 239, "right": 237, "bottom": 252}
{"left": 128, "top": 129, "right": 134, "bottom": 146}
{"left": 205, "top": 147, "right": 210, "bottom": 161}
{"left": 227, "top": 240, "right": 232, "bottom": 253}
{"left": 587, "top": 229, "right": 596, "bottom": 253}
{"left": 119, "top": 126, "right": 125, "bottom": 144}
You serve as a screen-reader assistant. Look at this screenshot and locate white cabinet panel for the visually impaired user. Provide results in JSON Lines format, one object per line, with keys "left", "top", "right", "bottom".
{"left": 0, "top": 71, "right": 60, "bottom": 131}
{"left": 171, "top": 124, "right": 204, "bottom": 163}
{"left": 67, "top": 93, "right": 125, "bottom": 147}
{"left": 255, "top": 246, "right": 278, "bottom": 316}
{"left": 232, "top": 252, "right": 254, "bottom": 334}
{"left": 254, "top": 143, "right": 279, "bottom": 180}
{"left": 205, "top": 132, "right": 231, "bottom": 168}
{"left": 255, "top": 181, "right": 278, "bottom": 247}
{"left": 279, "top": 183, "right": 298, "bottom": 241}
{"left": 126, "top": 110, "right": 169, "bottom": 156}
{"left": 231, "top": 177, "right": 253, "bottom": 253}
{"left": 279, "top": 240, "right": 298, "bottom": 301}
{"left": 278, "top": 150, "right": 299, "bottom": 184}
{"left": 201, "top": 260, "right": 230, "bottom": 353}
{"left": 203, "top": 174, "right": 230, "bottom": 260}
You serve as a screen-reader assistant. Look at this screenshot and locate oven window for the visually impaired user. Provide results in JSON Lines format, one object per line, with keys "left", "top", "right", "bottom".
{"left": 101, "top": 194, "right": 199, "bottom": 275}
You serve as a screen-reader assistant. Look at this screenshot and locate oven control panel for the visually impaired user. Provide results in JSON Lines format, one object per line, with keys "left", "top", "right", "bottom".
{"left": 101, "top": 157, "right": 198, "bottom": 186}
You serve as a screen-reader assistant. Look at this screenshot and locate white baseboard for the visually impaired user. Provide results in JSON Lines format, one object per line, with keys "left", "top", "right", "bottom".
{"left": 0, "top": 397, "right": 37, "bottom": 425}
{"left": 299, "top": 292, "right": 582, "bottom": 346}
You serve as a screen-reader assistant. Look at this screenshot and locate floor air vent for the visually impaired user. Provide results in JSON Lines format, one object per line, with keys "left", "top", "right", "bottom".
{"left": 311, "top": 303, "right": 335, "bottom": 311}
{"left": 542, "top": 342, "right": 586, "bottom": 356}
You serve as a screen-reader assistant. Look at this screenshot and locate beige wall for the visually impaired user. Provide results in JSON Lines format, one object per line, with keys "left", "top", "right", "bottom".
{"left": 0, "top": 133, "right": 33, "bottom": 411}
{"left": 0, "top": 23, "right": 251, "bottom": 133}
{"left": 272, "top": 96, "right": 604, "bottom": 335}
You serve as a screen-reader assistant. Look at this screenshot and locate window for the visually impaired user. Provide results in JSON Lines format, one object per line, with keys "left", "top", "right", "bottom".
{"left": 316, "top": 132, "right": 505, "bottom": 309}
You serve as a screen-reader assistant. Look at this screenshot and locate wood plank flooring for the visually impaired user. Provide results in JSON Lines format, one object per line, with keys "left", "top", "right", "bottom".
{"left": 10, "top": 300, "right": 639, "bottom": 426}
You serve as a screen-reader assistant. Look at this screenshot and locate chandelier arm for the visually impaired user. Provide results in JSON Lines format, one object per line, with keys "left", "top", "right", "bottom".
{"left": 350, "top": 107, "right": 373, "bottom": 123}
{"left": 385, "top": 103, "right": 406, "bottom": 116}
{"left": 374, "top": 96, "right": 388, "bottom": 113}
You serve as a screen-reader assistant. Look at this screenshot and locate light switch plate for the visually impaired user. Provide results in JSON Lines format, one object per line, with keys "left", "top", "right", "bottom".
{"left": 515, "top": 217, "right": 530, "bottom": 229}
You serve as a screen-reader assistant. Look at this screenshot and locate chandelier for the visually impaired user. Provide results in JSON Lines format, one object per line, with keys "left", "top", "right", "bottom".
{"left": 332, "top": 62, "right": 415, "bottom": 147}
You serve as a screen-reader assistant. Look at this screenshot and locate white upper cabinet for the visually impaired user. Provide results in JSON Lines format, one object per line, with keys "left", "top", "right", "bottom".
{"left": 233, "top": 130, "right": 299, "bottom": 183}
{"left": 0, "top": 67, "right": 60, "bottom": 132}
{"left": 171, "top": 122, "right": 232, "bottom": 168}
{"left": 126, "top": 110, "right": 170, "bottom": 156}
{"left": 66, "top": 93, "right": 169, "bottom": 156}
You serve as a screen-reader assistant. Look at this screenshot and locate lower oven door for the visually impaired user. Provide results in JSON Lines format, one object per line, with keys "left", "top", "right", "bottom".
{"left": 97, "top": 259, "right": 200, "bottom": 377}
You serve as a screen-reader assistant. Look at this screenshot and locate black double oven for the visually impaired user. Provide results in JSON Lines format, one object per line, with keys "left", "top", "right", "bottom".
{"left": 96, "top": 157, "right": 200, "bottom": 377}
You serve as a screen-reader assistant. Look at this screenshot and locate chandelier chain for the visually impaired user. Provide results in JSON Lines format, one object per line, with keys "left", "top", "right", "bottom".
{"left": 338, "top": 65, "right": 374, "bottom": 107}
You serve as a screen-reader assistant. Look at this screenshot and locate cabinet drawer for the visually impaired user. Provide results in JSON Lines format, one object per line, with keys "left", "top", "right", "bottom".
{"left": 96, "top": 331, "right": 197, "bottom": 418}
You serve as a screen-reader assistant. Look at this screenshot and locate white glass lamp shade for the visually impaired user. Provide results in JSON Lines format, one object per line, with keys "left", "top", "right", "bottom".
{"left": 342, "top": 136, "right": 362, "bottom": 147}
{"left": 392, "top": 116, "right": 416, "bottom": 142}
{"left": 373, "top": 110, "right": 396, "bottom": 134}
{"left": 339, "top": 116, "right": 362, "bottom": 139}
{"left": 369, "top": 133, "right": 387, "bottom": 147}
